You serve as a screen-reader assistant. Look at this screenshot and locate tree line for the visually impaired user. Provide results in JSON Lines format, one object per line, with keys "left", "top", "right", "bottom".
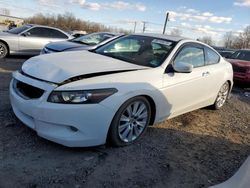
{"left": 199, "top": 25, "right": 250, "bottom": 48}
{"left": 224, "top": 26, "right": 250, "bottom": 49}
{"left": 24, "top": 12, "right": 130, "bottom": 34}
{"left": 24, "top": 13, "right": 250, "bottom": 49}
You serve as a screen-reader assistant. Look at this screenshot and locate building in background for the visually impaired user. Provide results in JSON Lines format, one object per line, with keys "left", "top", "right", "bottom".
{"left": 0, "top": 14, "right": 24, "bottom": 26}
{"left": 0, "top": 8, "right": 24, "bottom": 29}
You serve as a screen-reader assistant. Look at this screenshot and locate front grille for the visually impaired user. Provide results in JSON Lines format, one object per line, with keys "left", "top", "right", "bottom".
{"left": 13, "top": 79, "right": 44, "bottom": 99}
{"left": 232, "top": 65, "right": 246, "bottom": 73}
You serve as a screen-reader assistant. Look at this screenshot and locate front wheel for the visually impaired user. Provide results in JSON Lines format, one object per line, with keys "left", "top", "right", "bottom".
{"left": 0, "top": 42, "right": 8, "bottom": 59}
{"left": 212, "top": 82, "right": 230, "bottom": 110}
{"left": 108, "top": 96, "right": 151, "bottom": 147}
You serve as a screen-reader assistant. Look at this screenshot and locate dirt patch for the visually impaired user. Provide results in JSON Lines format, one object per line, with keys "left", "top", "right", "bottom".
{"left": 0, "top": 57, "right": 249, "bottom": 188}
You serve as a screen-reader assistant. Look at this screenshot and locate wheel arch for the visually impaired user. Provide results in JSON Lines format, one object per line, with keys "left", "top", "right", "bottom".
{"left": 106, "top": 94, "right": 157, "bottom": 146}
{"left": 141, "top": 95, "right": 156, "bottom": 125}
{"left": 226, "top": 80, "right": 233, "bottom": 98}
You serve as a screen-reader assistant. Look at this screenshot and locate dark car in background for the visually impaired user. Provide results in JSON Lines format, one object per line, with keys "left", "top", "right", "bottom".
{"left": 219, "top": 50, "right": 235, "bottom": 58}
{"left": 41, "top": 32, "right": 123, "bottom": 54}
{"left": 213, "top": 46, "right": 236, "bottom": 58}
{"left": 227, "top": 49, "right": 250, "bottom": 86}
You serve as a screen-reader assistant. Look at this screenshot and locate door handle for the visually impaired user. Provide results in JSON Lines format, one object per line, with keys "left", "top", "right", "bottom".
{"left": 202, "top": 71, "right": 210, "bottom": 77}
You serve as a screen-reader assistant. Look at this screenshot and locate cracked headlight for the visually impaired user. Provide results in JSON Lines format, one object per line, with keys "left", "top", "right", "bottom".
{"left": 48, "top": 88, "right": 118, "bottom": 104}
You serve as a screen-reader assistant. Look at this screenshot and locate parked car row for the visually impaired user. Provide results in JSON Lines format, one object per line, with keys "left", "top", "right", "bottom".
{"left": 0, "top": 24, "right": 121, "bottom": 58}
{"left": 2, "top": 24, "right": 249, "bottom": 147}
{"left": 0, "top": 24, "right": 73, "bottom": 58}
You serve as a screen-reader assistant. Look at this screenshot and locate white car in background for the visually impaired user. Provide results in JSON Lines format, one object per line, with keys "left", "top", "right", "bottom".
{"left": 10, "top": 34, "right": 233, "bottom": 147}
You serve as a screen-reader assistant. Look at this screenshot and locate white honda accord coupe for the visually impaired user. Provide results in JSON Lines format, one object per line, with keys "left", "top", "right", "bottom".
{"left": 10, "top": 34, "right": 233, "bottom": 147}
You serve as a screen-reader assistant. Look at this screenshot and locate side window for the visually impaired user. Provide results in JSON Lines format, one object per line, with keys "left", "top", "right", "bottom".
{"left": 174, "top": 46, "right": 205, "bottom": 68}
{"left": 206, "top": 47, "right": 220, "bottom": 65}
{"left": 26, "top": 27, "right": 68, "bottom": 38}
{"left": 27, "top": 27, "right": 45, "bottom": 37}
{"left": 48, "top": 29, "right": 68, "bottom": 39}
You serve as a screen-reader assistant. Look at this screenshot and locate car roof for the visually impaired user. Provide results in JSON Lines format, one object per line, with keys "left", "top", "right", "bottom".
{"left": 26, "top": 24, "right": 66, "bottom": 30}
{"left": 238, "top": 49, "right": 250, "bottom": 52}
{"left": 26, "top": 24, "right": 57, "bottom": 28}
{"left": 25, "top": 24, "right": 71, "bottom": 36}
{"left": 132, "top": 33, "right": 187, "bottom": 42}
{"left": 90, "top": 32, "right": 123, "bottom": 36}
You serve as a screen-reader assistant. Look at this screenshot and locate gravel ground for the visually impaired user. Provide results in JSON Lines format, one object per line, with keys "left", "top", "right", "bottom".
{"left": 0, "top": 56, "right": 249, "bottom": 188}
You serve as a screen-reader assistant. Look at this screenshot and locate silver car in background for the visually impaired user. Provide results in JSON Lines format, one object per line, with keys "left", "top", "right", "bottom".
{"left": 40, "top": 32, "right": 124, "bottom": 54}
{"left": 0, "top": 24, "right": 72, "bottom": 58}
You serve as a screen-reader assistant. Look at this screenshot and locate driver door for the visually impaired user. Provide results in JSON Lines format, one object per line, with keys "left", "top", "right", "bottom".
{"left": 162, "top": 43, "right": 213, "bottom": 118}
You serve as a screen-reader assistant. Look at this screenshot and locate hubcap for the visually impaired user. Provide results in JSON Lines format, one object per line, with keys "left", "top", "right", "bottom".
{"left": 216, "top": 83, "right": 229, "bottom": 108}
{"left": 118, "top": 101, "right": 148, "bottom": 143}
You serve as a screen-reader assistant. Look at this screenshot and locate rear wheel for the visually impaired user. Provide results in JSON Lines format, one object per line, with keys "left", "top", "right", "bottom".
{"left": 0, "top": 42, "right": 8, "bottom": 58}
{"left": 212, "top": 82, "right": 230, "bottom": 110}
{"left": 108, "top": 96, "right": 151, "bottom": 146}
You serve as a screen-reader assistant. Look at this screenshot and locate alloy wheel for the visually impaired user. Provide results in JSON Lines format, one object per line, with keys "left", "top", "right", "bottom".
{"left": 118, "top": 101, "right": 149, "bottom": 143}
{"left": 216, "top": 82, "right": 229, "bottom": 108}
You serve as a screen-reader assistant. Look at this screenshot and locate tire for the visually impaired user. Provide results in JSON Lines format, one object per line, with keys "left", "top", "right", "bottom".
{"left": 0, "top": 42, "right": 8, "bottom": 58}
{"left": 211, "top": 82, "right": 230, "bottom": 110}
{"left": 108, "top": 96, "right": 151, "bottom": 147}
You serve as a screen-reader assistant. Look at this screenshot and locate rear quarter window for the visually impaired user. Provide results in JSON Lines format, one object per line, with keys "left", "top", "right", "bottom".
{"left": 206, "top": 47, "right": 220, "bottom": 65}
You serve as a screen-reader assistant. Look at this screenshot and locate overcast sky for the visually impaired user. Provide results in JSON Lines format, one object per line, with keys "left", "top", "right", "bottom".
{"left": 0, "top": 0, "right": 249, "bottom": 44}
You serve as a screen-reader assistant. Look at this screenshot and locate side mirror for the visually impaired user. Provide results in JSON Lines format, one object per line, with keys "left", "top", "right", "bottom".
{"left": 173, "top": 62, "right": 193, "bottom": 73}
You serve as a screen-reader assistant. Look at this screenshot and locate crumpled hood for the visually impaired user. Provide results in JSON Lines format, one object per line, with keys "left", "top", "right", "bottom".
{"left": 46, "top": 41, "right": 86, "bottom": 52}
{"left": 227, "top": 59, "right": 250, "bottom": 69}
{"left": 22, "top": 51, "right": 147, "bottom": 84}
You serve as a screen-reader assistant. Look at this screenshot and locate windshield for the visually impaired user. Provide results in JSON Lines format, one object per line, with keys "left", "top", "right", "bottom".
{"left": 95, "top": 35, "right": 176, "bottom": 68}
{"left": 230, "top": 50, "right": 250, "bottom": 61}
{"left": 71, "top": 33, "right": 114, "bottom": 45}
{"left": 7, "top": 25, "right": 32, "bottom": 34}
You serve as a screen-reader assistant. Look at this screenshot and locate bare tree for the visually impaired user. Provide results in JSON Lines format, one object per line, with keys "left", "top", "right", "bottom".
{"left": 224, "top": 25, "right": 250, "bottom": 49}
{"left": 240, "top": 25, "right": 250, "bottom": 48}
{"left": 25, "top": 12, "right": 130, "bottom": 34}
{"left": 198, "top": 36, "right": 213, "bottom": 46}
{"left": 223, "top": 32, "right": 234, "bottom": 48}
{"left": 170, "top": 28, "right": 182, "bottom": 37}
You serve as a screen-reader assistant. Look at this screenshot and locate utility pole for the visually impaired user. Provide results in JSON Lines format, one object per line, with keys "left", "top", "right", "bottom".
{"left": 133, "top": 21, "right": 137, "bottom": 33}
{"left": 163, "top": 12, "right": 169, "bottom": 34}
{"left": 142, "top": 21, "right": 146, "bottom": 33}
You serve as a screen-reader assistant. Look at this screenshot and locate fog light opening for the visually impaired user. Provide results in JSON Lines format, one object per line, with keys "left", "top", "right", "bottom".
{"left": 69, "top": 126, "right": 78, "bottom": 132}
